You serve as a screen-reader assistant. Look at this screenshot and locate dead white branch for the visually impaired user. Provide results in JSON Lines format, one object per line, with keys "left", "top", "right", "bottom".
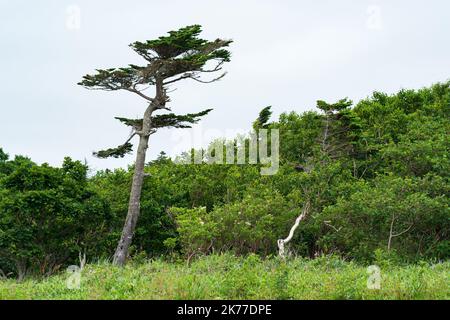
{"left": 277, "top": 200, "right": 310, "bottom": 258}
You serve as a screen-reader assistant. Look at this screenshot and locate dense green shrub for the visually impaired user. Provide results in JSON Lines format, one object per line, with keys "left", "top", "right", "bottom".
{"left": 171, "top": 186, "right": 302, "bottom": 257}
{"left": 316, "top": 175, "right": 449, "bottom": 262}
{"left": 0, "top": 157, "right": 111, "bottom": 279}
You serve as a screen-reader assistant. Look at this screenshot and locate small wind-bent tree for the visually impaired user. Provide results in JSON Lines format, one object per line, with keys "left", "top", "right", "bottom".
{"left": 316, "top": 98, "right": 361, "bottom": 161}
{"left": 78, "top": 25, "right": 232, "bottom": 266}
{"left": 252, "top": 106, "right": 273, "bottom": 130}
{"left": 277, "top": 99, "right": 361, "bottom": 258}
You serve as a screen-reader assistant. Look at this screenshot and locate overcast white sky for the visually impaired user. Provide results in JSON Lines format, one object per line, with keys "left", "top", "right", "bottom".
{"left": 0, "top": 0, "right": 449, "bottom": 171}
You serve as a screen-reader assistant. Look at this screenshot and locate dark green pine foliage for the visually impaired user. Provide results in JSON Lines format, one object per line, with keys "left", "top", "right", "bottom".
{"left": 93, "top": 143, "right": 134, "bottom": 159}
{"left": 0, "top": 148, "right": 8, "bottom": 161}
{"left": 78, "top": 25, "right": 232, "bottom": 159}
{"left": 94, "top": 109, "right": 213, "bottom": 159}
{"left": 253, "top": 106, "right": 273, "bottom": 130}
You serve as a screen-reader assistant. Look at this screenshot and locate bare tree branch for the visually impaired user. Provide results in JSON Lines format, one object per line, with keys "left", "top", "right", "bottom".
{"left": 388, "top": 213, "right": 414, "bottom": 251}
{"left": 277, "top": 200, "right": 311, "bottom": 258}
{"left": 124, "top": 87, "right": 154, "bottom": 102}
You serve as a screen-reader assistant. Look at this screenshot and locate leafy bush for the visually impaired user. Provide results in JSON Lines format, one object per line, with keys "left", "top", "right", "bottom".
{"left": 171, "top": 186, "right": 301, "bottom": 257}
{"left": 0, "top": 157, "right": 111, "bottom": 279}
{"left": 316, "top": 175, "right": 449, "bottom": 262}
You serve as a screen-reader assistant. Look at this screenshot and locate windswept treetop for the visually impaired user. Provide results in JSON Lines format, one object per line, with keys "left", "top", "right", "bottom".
{"left": 316, "top": 98, "right": 353, "bottom": 113}
{"left": 253, "top": 106, "right": 273, "bottom": 130}
{"left": 78, "top": 25, "right": 233, "bottom": 98}
{"left": 78, "top": 25, "right": 232, "bottom": 159}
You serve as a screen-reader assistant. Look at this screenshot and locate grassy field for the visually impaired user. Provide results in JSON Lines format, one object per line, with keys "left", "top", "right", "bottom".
{"left": 1, "top": 254, "right": 448, "bottom": 300}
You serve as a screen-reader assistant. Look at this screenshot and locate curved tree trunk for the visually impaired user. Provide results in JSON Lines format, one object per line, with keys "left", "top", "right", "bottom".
{"left": 112, "top": 133, "right": 149, "bottom": 266}
{"left": 277, "top": 200, "right": 310, "bottom": 258}
{"left": 112, "top": 103, "right": 155, "bottom": 266}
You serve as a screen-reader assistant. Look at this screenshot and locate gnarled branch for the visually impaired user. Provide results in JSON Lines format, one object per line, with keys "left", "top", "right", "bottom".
{"left": 277, "top": 200, "right": 311, "bottom": 258}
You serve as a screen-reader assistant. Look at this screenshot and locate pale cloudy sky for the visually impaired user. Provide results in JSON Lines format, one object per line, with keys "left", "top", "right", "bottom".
{"left": 0, "top": 0, "right": 449, "bottom": 171}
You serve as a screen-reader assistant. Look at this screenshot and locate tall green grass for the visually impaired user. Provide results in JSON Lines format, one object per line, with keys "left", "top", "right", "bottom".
{"left": 1, "top": 254, "right": 448, "bottom": 300}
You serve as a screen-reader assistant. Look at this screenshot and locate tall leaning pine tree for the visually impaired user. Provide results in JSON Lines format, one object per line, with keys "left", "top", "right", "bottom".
{"left": 79, "top": 25, "right": 232, "bottom": 266}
